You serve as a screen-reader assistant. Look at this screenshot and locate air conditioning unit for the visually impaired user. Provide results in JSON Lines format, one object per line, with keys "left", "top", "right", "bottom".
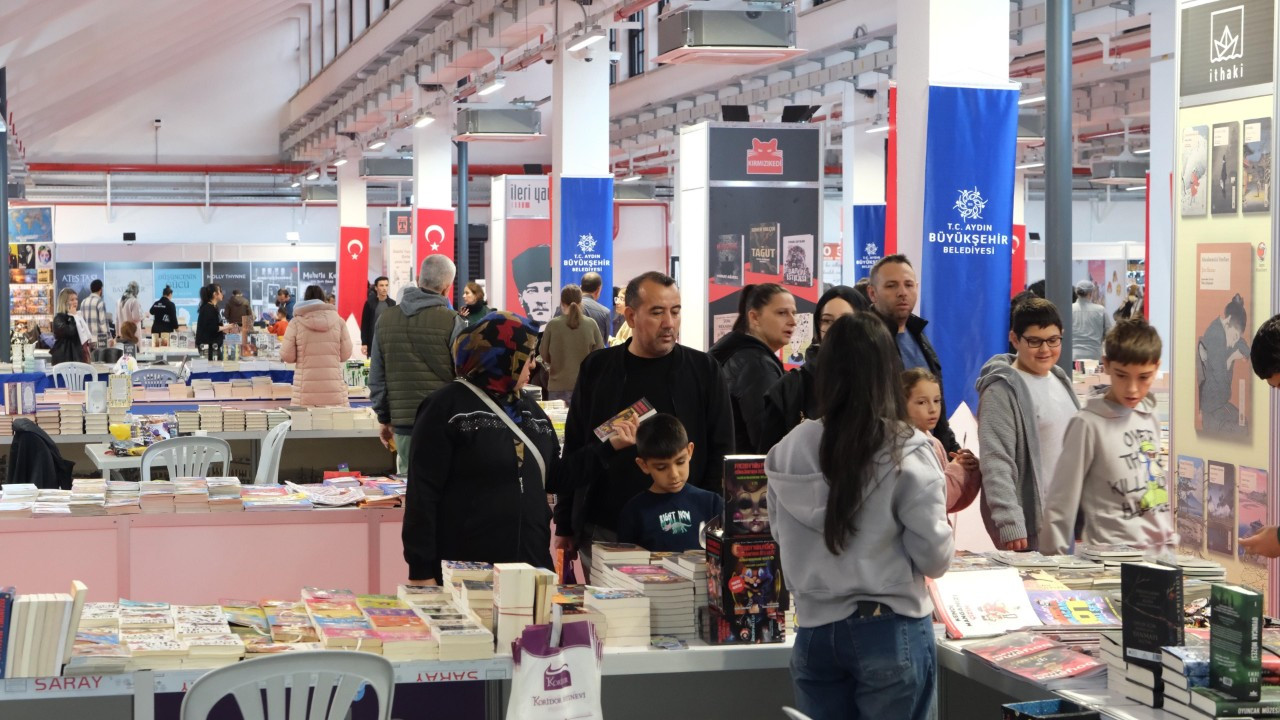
{"left": 1090, "top": 153, "right": 1149, "bottom": 185}
{"left": 359, "top": 158, "right": 412, "bottom": 179}
{"left": 615, "top": 182, "right": 656, "bottom": 200}
{"left": 455, "top": 107, "right": 543, "bottom": 142}
{"left": 655, "top": 9, "right": 804, "bottom": 65}
{"left": 302, "top": 186, "right": 338, "bottom": 202}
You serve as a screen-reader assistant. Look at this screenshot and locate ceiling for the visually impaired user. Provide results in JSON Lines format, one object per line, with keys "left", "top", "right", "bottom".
{"left": 1, "top": 0, "right": 1159, "bottom": 204}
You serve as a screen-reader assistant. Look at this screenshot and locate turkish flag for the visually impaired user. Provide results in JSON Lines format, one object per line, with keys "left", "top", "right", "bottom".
{"left": 415, "top": 208, "right": 455, "bottom": 301}
{"left": 1011, "top": 224, "right": 1026, "bottom": 296}
{"left": 338, "top": 226, "right": 370, "bottom": 328}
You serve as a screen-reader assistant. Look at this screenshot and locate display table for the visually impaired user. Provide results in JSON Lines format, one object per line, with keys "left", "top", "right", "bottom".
{"left": 82, "top": 430, "right": 382, "bottom": 480}
{"left": 184, "top": 369, "right": 294, "bottom": 384}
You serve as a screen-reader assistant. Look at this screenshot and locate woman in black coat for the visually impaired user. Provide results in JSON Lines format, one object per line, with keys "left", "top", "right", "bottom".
{"left": 195, "top": 284, "right": 228, "bottom": 359}
{"left": 51, "top": 288, "right": 87, "bottom": 365}
{"left": 757, "top": 285, "right": 868, "bottom": 453}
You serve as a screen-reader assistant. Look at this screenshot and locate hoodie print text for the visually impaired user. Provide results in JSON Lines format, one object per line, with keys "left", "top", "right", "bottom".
{"left": 1110, "top": 428, "right": 1170, "bottom": 520}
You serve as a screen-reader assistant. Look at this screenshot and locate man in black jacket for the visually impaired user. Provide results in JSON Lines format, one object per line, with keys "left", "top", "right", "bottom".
{"left": 360, "top": 276, "right": 396, "bottom": 355}
{"left": 867, "top": 254, "right": 960, "bottom": 454}
{"left": 553, "top": 271, "right": 735, "bottom": 579}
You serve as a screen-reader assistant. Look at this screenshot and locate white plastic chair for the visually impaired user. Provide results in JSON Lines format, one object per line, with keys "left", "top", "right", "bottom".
{"left": 51, "top": 361, "right": 95, "bottom": 391}
{"left": 254, "top": 420, "right": 291, "bottom": 485}
{"left": 132, "top": 367, "right": 180, "bottom": 388}
{"left": 140, "top": 436, "right": 231, "bottom": 481}
{"left": 179, "top": 650, "right": 394, "bottom": 720}
{"left": 782, "top": 708, "right": 814, "bottom": 720}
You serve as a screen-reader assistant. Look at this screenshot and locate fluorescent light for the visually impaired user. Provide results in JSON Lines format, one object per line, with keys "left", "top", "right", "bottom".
{"left": 290, "top": 181, "right": 300, "bottom": 188}
{"left": 1018, "top": 94, "right": 1046, "bottom": 106}
{"left": 567, "top": 28, "right": 607, "bottom": 52}
{"left": 1015, "top": 161, "right": 1045, "bottom": 169}
{"left": 285, "top": 231, "right": 301, "bottom": 242}
{"left": 865, "top": 123, "right": 890, "bottom": 134}
{"left": 306, "top": 171, "right": 320, "bottom": 180}
{"left": 1124, "top": 185, "right": 1146, "bottom": 191}
{"left": 619, "top": 174, "right": 642, "bottom": 183}
{"left": 414, "top": 114, "right": 436, "bottom": 128}
{"left": 333, "top": 158, "right": 348, "bottom": 167}
{"left": 1133, "top": 147, "right": 1151, "bottom": 155}
{"left": 477, "top": 75, "right": 506, "bottom": 96}
{"left": 368, "top": 140, "right": 386, "bottom": 150}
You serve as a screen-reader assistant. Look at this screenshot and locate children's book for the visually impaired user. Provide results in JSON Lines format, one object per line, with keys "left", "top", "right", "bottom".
{"left": 926, "top": 568, "right": 1042, "bottom": 639}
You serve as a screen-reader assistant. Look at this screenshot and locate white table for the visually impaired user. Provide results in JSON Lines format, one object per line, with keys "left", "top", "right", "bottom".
{"left": 84, "top": 443, "right": 142, "bottom": 480}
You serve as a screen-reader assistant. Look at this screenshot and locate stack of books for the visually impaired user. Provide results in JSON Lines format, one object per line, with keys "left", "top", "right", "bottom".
{"left": 35, "top": 408, "right": 60, "bottom": 435}
{"left": 173, "top": 477, "right": 210, "bottom": 513}
{"left": 584, "top": 587, "right": 650, "bottom": 647}
{"left": 302, "top": 588, "right": 381, "bottom": 652}
{"left": 589, "top": 542, "right": 649, "bottom": 583}
{"left": 660, "top": 551, "right": 708, "bottom": 611}
{"left": 1, "top": 483, "right": 37, "bottom": 503}
{"left": 417, "top": 606, "right": 494, "bottom": 661}
{"left": 287, "top": 408, "right": 313, "bottom": 431}
{"left": 66, "top": 603, "right": 132, "bottom": 676}
{"left": 550, "top": 586, "right": 608, "bottom": 638}
{"left": 0, "top": 415, "right": 17, "bottom": 435}
{"left": 213, "top": 382, "right": 233, "bottom": 400}
{"left": 311, "top": 408, "right": 334, "bottom": 431}
{"left": 240, "top": 485, "right": 312, "bottom": 512}
{"left": 59, "top": 403, "right": 83, "bottom": 435}
{"left": 175, "top": 410, "right": 200, "bottom": 434}
{"left": 357, "top": 594, "right": 438, "bottom": 661}
{"left": 168, "top": 383, "right": 193, "bottom": 400}
{"left": 458, "top": 580, "right": 494, "bottom": 632}
{"left": 84, "top": 412, "right": 109, "bottom": 435}
{"left": 223, "top": 408, "right": 246, "bottom": 432}
{"left": 1159, "top": 633, "right": 1210, "bottom": 715}
{"left": 250, "top": 376, "right": 272, "bottom": 398}
{"left": 1116, "top": 561, "right": 1185, "bottom": 709}
{"left": 266, "top": 409, "right": 290, "bottom": 429}
{"left": 69, "top": 478, "right": 107, "bottom": 516}
{"left": 272, "top": 383, "right": 292, "bottom": 400}
{"left": 191, "top": 379, "right": 216, "bottom": 400}
{"left": 245, "top": 410, "right": 269, "bottom": 432}
{"left": 0, "top": 500, "right": 32, "bottom": 518}
{"left": 597, "top": 563, "right": 696, "bottom": 640}
{"left": 263, "top": 599, "right": 319, "bottom": 643}
{"left": 105, "top": 480, "right": 141, "bottom": 514}
{"left": 175, "top": 604, "right": 244, "bottom": 668}
{"left": 442, "top": 560, "right": 493, "bottom": 588}
{"left": 139, "top": 481, "right": 176, "bottom": 513}
{"left": 32, "top": 489, "right": 72, "bottom": 517}
{"left": 230, "top": 380, "right": 253, "bottom": 399}
{"left": 206, "top": 477, "right": 243, "bottom": 512}
{"left": 964, "top": 632, "right": 1106, "bottom": 690}
{"left": 492, "top": 563, "right": 537, "bottom": 650}
{"left": 198, "top": 405, "right": 223, "bottom": 432}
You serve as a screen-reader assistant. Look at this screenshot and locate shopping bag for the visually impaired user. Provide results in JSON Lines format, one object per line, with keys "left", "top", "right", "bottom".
{"left": 506, "top": 614, "right": 603, "bottom": 720}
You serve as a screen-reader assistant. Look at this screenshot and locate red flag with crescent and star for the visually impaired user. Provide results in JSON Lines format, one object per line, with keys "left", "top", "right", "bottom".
{"left": 338, "top": 226, "right": 369, "bottom": 327}
{"left": 415, "top": 208, "right": 455, "bottom": 301}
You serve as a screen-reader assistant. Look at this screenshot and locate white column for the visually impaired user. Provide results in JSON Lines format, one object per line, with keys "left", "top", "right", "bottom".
{"left": 336, "top": 148, "right": 367, "bottom": 228}
{"left": 1147, "top": 0, "right": 1175, "bottom": 366}
{"left": 412, "top": 108, "right": 453, "bottom": 210}
{"left": 551, "top": 6, "right": 611, "bottom": 290}
{"left": 895, "top": 0, "right": 1010, "bottom": 284}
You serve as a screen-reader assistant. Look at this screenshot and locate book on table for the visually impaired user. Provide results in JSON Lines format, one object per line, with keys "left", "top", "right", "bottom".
{"left": 961, "top": 631, "right": 1105, "bottom": 689}
{"left": 926, "top": 567, "right": 1041, "bottom": 639}
{"left": 1120, "top": 561, "right": 1183, "bottom": 672}
{"left": 1210, "top": 583, "right": 1264, "bottom": 701}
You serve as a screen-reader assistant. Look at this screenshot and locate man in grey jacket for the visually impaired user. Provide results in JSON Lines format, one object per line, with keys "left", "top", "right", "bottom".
{"left": 368, "top": 255, "right": 465, "bottom": 474}
{"left": 976, "top": 298, "right": 1081, "bottom": 551}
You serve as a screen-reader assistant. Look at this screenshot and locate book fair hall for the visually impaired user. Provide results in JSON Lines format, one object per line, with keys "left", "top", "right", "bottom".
{"left": 8, "top": 0, "right": 1280, "bottom": 718}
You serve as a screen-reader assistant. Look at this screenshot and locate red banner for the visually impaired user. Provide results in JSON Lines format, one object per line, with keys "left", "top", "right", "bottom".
{"left": 338, "top": 226, "right": 370, "bottom": 326}
{"left": 504, "top": 218, "right": 553, "bottom": 327}
{"left": 414, "top": 208, "right": 455, "bottom": 265}
{"left": 1011, "top": 223, "right": 1026, "bottom": 297}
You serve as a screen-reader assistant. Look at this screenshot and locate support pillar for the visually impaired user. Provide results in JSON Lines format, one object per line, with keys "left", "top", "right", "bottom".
{"left": 1045, "top": 0, "right": 1074, "bottom": 373}
{"left": 1147, "top": 0, "right": 1175, "bottom": 366}
{"left": 894, "top": 0, "right": 1010, "bottom": 275}
{"left": 336, "top": 147, "right": 370, "bottom": 327}
{"left": 551, "top": 9, "right": 614, "bottom": 311}
{"left": 844, "top": 82, "right": 888, "bottom": 283}
{"left": 411, "top": 89, "right": 457, "bottom": 294}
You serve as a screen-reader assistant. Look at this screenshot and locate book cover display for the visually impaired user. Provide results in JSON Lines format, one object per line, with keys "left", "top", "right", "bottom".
{"left": 1120, "top": 562, "right": 1184, "bottom": 669}
{"left": 1210, "top": 583, "right": 1263, "bottom": 701}
{"left": 1194, "top": 243, "right": 1254, "bottom": 439}
{"left": 1242, "top": 117, "right": 1272, "bottom": 213}
{"left": 714, "top": 234, "right": 744, "bottom": 286}
{"left": 927, "top": 567, "right": 1042, "bottom": 639}
{"left": 1211, "top": 122, "right": 1240, "bottom": 216}
{"left": 704, "top": 528, "right": 787, "bottom": 644}
{"left": 1181, "top": 125, "right": 1209, "bottom": 217}
{"left": 1177, "top": 456, "right": 1206, "bottom": 554}
{"left": 723, "top": 456, "right": 768, "bottom": 536}
{"left": 781, "top": 234, "right": 814, "bottom": 287}
{"left": 1207, "top": 460, "right": 1237, "bottom": 557}
{"left": 1238, "top": 466, "right": 1269, "bottom": 567}
{"left": 748, "top": 223, "right": 779, "bottom": 275}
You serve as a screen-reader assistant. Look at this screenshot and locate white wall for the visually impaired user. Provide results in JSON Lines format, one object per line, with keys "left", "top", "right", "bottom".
{"left": 614, "top": 204, "right": 670, "bottom": 288}
{"left": 1022, "top": 196, "right": 1147, "bottom": 248}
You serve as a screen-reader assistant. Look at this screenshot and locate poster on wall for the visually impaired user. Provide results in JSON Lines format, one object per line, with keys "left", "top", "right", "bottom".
{"left": 821, "top": 242, "right": 842, "bottom": 288}
{"left": 1237, "top": 466, "right": 1268, "bottom": 567}
{"left": 1241, "top": 117, "right": 1271, "bottom": 213}
{"left": 502, "top": 176, "right": 552, "bottom": 328}
{"left": 1177, "top": 455, "right": 1205, "bottom": 555}
{"left": 207, "top": 262, "right": 251, "bottom": 300}
{"left": 300, "top": 262, "right": 338, "bottom": 299}
{"left": 1194, "top": 243, "right": 1253, "bottom": 438}
{"left": 714, "top": 235, "right": 744, "bottom": 287}
{"left": 56, "top": 262, "right": 104, "bottom": 301}
{"left": 7, "top": 207, "right": 52, "bottom": 244}
{"left": 103, "top": 263, "right": 155, "bottom": 328}
{"left": 250, "top": 262, "right": 299, "bottom": 321}
{"left": 1181, "top": 125, "right": 1210, "bottom": 217}
{"left": 153, "top": 263, "right": 204, "bottom": 328}
{"left": 1206, "top": 459, "right": 1237, "bottom": 557}
{"left": 1211, "top": 122, "right": 1240, "bottom": 216}
{"left": 559, "top": 177, "right": 614, "bottom": 300}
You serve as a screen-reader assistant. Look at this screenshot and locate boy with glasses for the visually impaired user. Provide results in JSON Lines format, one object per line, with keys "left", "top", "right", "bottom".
{"left": 974, "top": 298, "right": 1080, "bottom": 551}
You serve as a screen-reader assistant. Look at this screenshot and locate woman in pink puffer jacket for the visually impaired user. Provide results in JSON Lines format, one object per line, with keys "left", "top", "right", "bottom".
{"left": 281, "top": 286, "right": 354, "bottom": 407}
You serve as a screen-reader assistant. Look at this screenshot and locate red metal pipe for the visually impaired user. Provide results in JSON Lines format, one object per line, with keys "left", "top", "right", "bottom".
{"left": 615, "top": 0, "right": 661, "bottom": 22}
{"left": 26, "top": 162, "right": 309, "bottom": 174}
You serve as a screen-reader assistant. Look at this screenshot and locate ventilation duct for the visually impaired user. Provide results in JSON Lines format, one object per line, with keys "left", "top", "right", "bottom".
{"left": 455, "top": 107, "right": 543, "bottom": 142}
{"left": 654, "top": 9, "right": 804, "bottom": 65}
{"left": 359, "top": 158, "right": 413, "bottom": 179}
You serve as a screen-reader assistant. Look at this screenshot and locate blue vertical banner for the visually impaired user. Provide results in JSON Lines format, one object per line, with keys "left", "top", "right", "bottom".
{"left": 851, "top": 204, "right": 886, "bottom": 281}
{"left": 558, "top": 177, "right": 614, "bottom": 299}
{"left": 920, "top": 85, "right": 1018, "bottom": 412}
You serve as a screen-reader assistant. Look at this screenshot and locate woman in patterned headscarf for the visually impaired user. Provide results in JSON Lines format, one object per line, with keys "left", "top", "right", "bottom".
{"left": 402, "top": 311, "right": 571, "bottom": 585}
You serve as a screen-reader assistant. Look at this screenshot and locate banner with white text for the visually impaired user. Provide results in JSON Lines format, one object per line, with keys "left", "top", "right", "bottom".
{"left": 920, "top": 85, "right": 1017, "bottom": 411}
{"left": 558, "top": 177, "right": 614, "bottom": 301}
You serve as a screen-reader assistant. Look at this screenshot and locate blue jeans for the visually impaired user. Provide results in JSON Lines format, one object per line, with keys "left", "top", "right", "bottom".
{"left": 790, "top": 609, "right": 936, "bottom": 720}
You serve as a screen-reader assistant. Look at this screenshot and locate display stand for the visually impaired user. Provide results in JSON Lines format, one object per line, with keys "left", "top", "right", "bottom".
{"left": 487, "top": 175, "right": 552, "bottom": 327}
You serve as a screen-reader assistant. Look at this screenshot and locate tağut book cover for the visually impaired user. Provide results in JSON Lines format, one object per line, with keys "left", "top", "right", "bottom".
{"left": 749, "top": 222, "right": 780, "bottom": 275}
{"left": 781, "top": 234, "right": 814, "bottom": 287}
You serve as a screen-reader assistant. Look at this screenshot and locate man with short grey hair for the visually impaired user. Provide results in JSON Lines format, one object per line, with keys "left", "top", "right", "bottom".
{"left": 368, "top": 255, "right": 465, "bottom": 474}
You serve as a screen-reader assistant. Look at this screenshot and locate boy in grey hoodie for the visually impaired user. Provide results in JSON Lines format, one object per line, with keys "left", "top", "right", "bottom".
{"left": 975, "top": 298, "right": 1080, "bottom": 550}
{"left": 1040, "top": 320, "right": 1175, "bottom": 555}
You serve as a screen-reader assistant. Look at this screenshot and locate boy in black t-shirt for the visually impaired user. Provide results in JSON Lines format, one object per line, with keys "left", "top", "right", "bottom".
{"left": 616, "top": 414, "right": 724, "bottom": 552}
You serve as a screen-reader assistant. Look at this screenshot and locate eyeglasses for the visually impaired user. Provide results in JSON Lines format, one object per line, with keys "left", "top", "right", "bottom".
{"left": 1020, "top": 335, "right": 1063, "bottom": 349}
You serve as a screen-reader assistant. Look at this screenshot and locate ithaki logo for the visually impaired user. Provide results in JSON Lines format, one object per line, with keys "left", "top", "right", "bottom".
{"left": 746, "top": 138, "right": 783, "bottom": 175}
{"left": 1210, "top": 6, "right": 1245, "bottom": 64}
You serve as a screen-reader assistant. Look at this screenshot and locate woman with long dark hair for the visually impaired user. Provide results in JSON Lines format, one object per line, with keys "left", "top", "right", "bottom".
{"left": 708, "top": 283, "right": 796, "bottom": 452}
{"left": 195, "top": 283, "right": 229, "bottom": 360}
{"left": 538, "top": 284, "right": 604, "bottom": 404}
{"left": 765, "top": 314, "right": 952, "bottom": 720}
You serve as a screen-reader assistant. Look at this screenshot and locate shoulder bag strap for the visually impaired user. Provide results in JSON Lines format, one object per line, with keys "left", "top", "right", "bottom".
{"left": 455, "top": 378, "right": 546, "bottom": 488}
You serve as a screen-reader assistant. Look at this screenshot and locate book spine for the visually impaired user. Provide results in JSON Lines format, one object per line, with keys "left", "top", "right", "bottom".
{"left": 0, "top": 590, "right": 11, "bottom": 679}
{"left": 1211, "top": 585, "right": 1264, "bottom": 700}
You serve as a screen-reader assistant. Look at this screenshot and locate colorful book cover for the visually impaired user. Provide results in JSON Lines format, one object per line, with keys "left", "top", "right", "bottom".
{"left": 714, "top": 234, "right": 744, "bottom": 286}
{"left": 1026, "top": 590, "right": 1121, "bottom": 626}
{"left": 1001, "top": 646, "right": 1105, "bottom": 684}
{"left": 1182, "top": 125, "right": 1209, "bottom": 217}
{"left": 723, "top": 455, "right": 768, "bottom": 536}
{"left": 1163, "top": 645, "right": 1210, "bottom": 676}
{"left": 1238, "top": 466, "right": 1269, "bottom": 567}
{"left": 964, "top": 631, "right": 1059, "bottom": 664}
{"left": 1211, "top": 122, "right": 1241, "bottom": 216}
{"left": 748, "top": 222, "right": 779, "bottom": 275}
{"left": 1177, "top": 456, "right": 1205, "bottom": 554}
{"left": 1121, "top": 561, "right": 1184, "bottom": 669}
{"left": 593, "top": 398, "right": 657, "bottom": 442}
{"left": 1210, "top": 583, "right": 1263, "bottom": 701}
{"left": 925, "top": 568, "right": 1042, "bottom": 639}
{"left": 781, "top": 234, "right": 814, "bottom": 287}
{"left": 1194, "top": 244, "right": 1254, "bottom": 439}
{"left": 1242, "top": 117, "right": 1272, "bottom": 213}
{"left": 1207, "top": 460, "right": 1238, "bottom": 556}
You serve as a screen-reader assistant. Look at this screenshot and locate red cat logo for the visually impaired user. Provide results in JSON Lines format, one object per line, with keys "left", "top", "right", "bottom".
{"left": 747, "top": 138, "right": 783, "bottom": 174}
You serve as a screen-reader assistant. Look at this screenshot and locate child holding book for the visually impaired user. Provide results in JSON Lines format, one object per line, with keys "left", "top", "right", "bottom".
{"left": 615, "top": 413, "right": 724, "bottom": 552}
{"left": 902, "top": 368, "right": 980, "bottom": 514}
{"left": 269, "top": 308, "right": 289, "bottom": 337}
{"left": 1040, "top": 320, "right": 1175, "bottom": 555}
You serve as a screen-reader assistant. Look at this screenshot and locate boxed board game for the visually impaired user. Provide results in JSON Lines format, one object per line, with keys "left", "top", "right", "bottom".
{"left": 704, "top": 527, "right": 787, "bottom": 643}
{"left": 699, "top": 604, "right": 786, "bottom": 645}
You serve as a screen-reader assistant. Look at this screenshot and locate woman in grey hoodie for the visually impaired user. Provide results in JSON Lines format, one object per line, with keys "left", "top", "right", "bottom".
{"left": 765, "top": 314, "right": 954, "bottom": 720}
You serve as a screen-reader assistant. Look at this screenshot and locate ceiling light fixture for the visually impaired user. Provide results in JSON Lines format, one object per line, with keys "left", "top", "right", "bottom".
{"left": 1133, "top": 147, "right": 1151, "bottom": 155}
{"left": 477, "top": 74, "right": 507, "bottom": 97}
{"left": 865, "top": 115, "right": 889, "bottom": 134}
{"left": 290, "top": 181, "right": 301, "bottom": 188}
{"left": 1124, "top": 185, "right": 1147, "bottom": 191}
{"left": 567, "top": 27, "right": 607, "bottom": 52}
{"left": 619, "top": 174, "right": 642, "bottom": 183}
{"left": 1015, "top": 161, "right": 1046, "bottom": 169}
{"left": 368, "top": 140, "right": 386, "bottom": 150}
{"left": 1018, "top": 94, "right": 1046, "bottom": 106}
{"left": 414, "top": 114, "right": 436, "bottom": 128}
{"left": 306, "top": 170, "right": 320, "bottom": 180}
{"left": 333, "top": 157, "right": 348, "bottom": 167}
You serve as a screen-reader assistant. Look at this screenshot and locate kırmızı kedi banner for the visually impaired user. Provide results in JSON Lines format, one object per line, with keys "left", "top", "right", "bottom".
{"left": 338, "top": 227, "right": 370, "bottom": 326}
{"left": 559, "top": 177, "right": 614, "bottom": 300}
{"left": 920, "top": 85, "right": 1017, "bottom": 412}
{"left": 852, "top": 204, "right": 886, "bottom": 282}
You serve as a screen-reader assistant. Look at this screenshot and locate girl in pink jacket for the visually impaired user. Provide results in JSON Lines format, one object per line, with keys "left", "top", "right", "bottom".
{"left": 281, "top": 285, "right": 353, "bottom": 407}
{"left": 902, "top": 369, "right": 980, "bottom": 514}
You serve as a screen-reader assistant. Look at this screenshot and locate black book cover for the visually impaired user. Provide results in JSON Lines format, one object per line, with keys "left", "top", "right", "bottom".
{"left": 1210, "top": 583, "right": 1263, "bottom": 701}
{"left": 1121, "top": 561, "right": 1184, "bottom": 671}
{"left": 748, "top": 222, "right": 779, "bottom": 275}
{"left": 714, "top": 234, "right": 744, "bottom": 286}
